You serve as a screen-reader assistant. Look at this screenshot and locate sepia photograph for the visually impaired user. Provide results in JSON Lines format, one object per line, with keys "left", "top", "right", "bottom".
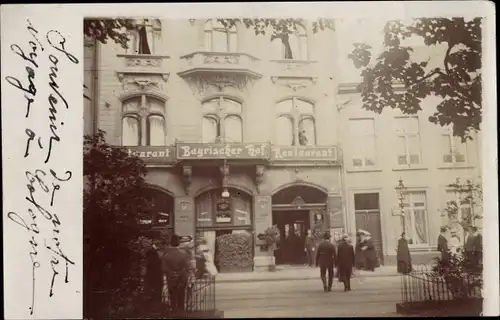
{"left": 79, "top": 13, "right": 492, "bottom": 318}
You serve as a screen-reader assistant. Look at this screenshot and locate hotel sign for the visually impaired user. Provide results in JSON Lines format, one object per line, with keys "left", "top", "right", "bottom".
{"left": 125, "top": 146, "right": 176, "bottom": 164}
{"left": 177, "top": 143, "right": 270, "bottom": 160}
{"left": 271, "top": 146, "right": 339, "bottom": 162}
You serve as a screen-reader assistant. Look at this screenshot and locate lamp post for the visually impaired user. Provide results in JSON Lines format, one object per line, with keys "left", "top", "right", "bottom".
{"left": 395, "top": 178, "right": 407, "bottom": 235}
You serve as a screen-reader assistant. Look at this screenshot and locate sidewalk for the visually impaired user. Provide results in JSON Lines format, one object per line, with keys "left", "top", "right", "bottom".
{"left": 216, "top": 265, "right": 400, "bottom": 283}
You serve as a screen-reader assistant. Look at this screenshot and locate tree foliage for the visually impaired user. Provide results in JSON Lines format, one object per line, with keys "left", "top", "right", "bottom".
{"left": 219, "top": 18, "right": 334, "bottom": 59}
{"left": 443, "top": 177, "right": 483, "bottom": 238}
{"left": 349, "top": 18, "right": 482, "bottom": 141}
{"left": 84, "top": 130, "right": 151, "bottom": 317}
{"left": 84, "top": 18, "right": 135, "bottom": 49}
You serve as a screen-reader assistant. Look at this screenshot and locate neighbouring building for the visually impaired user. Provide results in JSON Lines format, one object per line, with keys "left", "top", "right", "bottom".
{"left": 84, "top": 18, "right": 482, "bottom": 271}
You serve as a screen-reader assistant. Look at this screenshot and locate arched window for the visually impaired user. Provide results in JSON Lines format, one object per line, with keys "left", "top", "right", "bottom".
{"left": 128, "top": 18, "right": 162, "bottom": 55}
{"left": 202, "top": 97, "right": 243, "bottom": 143}
{"left": 204, "top": 19, "right": 238, "bottom": 52}
{"left": 271, "top": 24, "right": 308, "bottom": 60}
{"left": 275, "top": 98, "right": 316, "bottom": 146}
{"left": 122, "top": 95, "right": 166, "bottom": 146}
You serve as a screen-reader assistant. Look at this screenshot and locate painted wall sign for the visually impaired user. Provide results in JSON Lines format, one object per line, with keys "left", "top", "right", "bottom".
{"left": 271, "top": 145, "right": 339, "bottom": 162}
{"left": 177, "top": 143, "right": 270, "bottom": 159}
{"left": 125, "top": 146, "right": 176, "bottom": 164}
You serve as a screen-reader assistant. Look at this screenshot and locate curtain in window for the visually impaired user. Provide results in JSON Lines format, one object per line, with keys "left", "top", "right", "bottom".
{"left": 453, "top": 137, "right": 467, "bottom": 162}
{"left": 122, "top": 115, "right": 140, "bottom": 146}
{"left": 396, "top": 136, "right": 407, "bottom": 165}
{"left": 363, "top": 137, "right": 377, "bottom": 166}
{"left": 414, "top": 209, "right": 428, "bottom": 244}
{"left": 442, "top": 135, "right": 453, "bottom": 162}
{"left": 288, "top": 32, "right": 299, "bottom": 60}
{"left": 276, "top": 116, "right": 294, "bottom": 145}
{"left": 202, "top": 116, "right": 219, "bottom": 143}
{"left": 224, "top": 116, "right": 242, "bottom": 142}
{"left": 298, "top": 117, "right": 315, "bottom": 145}
{"left": 147, "top": 115, "right": 165, "bottom": 146}
{"left": 138, "top": 25, "right": 151, "bottom": 54}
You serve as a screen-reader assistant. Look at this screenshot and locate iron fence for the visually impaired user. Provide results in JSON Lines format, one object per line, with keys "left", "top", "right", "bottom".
{"left": 400, "top": 263, "right": 482, "bottom": 304}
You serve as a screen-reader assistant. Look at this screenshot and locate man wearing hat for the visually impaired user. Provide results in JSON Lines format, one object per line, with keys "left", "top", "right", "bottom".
{"left": 336, "top": 233, "right": 356, "bottom": 292}
{"left": 315, "top": 231, "right": 337, "bottom": 292}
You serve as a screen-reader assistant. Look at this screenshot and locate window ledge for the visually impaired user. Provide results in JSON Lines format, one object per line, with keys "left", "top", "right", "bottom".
{"left": 346, "top": 168, "right": 383, "bottom": 173}
{"left": 392, "top": 166, "right": 428, "bottom": 172}
{"left": 437, "top": 164, "right": 475, "bottom": 170}
{"left": 117, "top": 53, "right": 171, "bottom": 59}
{"left": 271, "top": 59, "right": 318, "bottom": 64}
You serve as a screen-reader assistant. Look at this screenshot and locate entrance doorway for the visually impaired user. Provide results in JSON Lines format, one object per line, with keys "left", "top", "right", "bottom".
{"left": 273, "top": 210, "right": 311, "bottom": 265}
{"left": 354, "top": 193, "right": 384, "bottom": 265}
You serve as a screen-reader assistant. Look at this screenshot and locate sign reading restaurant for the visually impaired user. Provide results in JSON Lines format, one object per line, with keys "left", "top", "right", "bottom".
{"left": 125, "top": 146, "right": 176, "bottom": 164}
{"left": 271, "top": 145, "right": 339, "bottom": 162}
{"left": 177, "top": 143, "right": 270, "bottom": 159}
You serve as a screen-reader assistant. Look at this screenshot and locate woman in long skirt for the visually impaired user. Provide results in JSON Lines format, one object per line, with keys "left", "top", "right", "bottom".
{"left": 396, "top": 232, "right": 412, "bottom": 274}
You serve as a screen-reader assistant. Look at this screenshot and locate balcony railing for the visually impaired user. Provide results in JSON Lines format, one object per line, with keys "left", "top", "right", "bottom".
{"left": 178, "top": 51, "right": 262, "bottom": 78}
{"left": 116, "top": 53, "right": 170, "bottom": 83}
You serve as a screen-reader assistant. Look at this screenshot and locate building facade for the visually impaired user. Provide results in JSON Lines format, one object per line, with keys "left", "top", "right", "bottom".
{"left": 84, "top": 18, "right": 482, "bottom": 270}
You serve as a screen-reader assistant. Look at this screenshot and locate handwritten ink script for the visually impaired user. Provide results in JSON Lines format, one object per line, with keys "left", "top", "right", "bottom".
{"left": 4, "top": 19, "right": 79, "bottom": 316}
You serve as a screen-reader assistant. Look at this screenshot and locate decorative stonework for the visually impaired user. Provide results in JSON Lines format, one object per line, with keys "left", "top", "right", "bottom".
{"left": 182, "top": 166, "right": 192, "bottom": 195}
{"left": 183, "top": 74, "right": 256, "bottom": 97}
{"left": 204, "top": 55, "right": 240, "bottom": 64}
{"left": 271, "top": 76, "right": 317, "bottom": 92}
{"left": 118, "top": 73, "right": 170, "bottom": 92}
{"left": 126, "top": 57, "right": 162, "bottom": 67}
{"left": 219, "top": 164, "right": 230, "bottom": 185}
{"left": 255, "top": 165, "right": 265, "bottom": 193}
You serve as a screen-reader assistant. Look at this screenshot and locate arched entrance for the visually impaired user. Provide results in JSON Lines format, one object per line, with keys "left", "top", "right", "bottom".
{"left": 139, "top": 187, "right": 175, "bottom": 238}
{"left": 272, "top": 185, "right": 328, "bottom": 265}
{"left": 195, "top": 187, "right": 254, "bottom": 272}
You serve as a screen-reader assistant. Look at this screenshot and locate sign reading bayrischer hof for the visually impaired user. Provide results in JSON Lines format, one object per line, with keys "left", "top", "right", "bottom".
{"left": 177, "top": 143, "right": 270, "bottom": 160}
{"left": 125, "top": 146, "right": 176, "bottom": 164}
{"left": 271, "top": 146, "right": 339, "bottom": 162}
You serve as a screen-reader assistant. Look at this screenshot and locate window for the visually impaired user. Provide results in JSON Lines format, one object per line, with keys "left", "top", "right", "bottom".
{"left": 349, "top": 118, "right": 376, "bottom": 168}
{"left": 122, "top": 95, "right": 166, "bottom": 146}
{"left": 272, "top": 24, "right": 308, "bottom": 60}
{"left": 441, "top": 127, "right": 468, "bottom": 164}
{"left": 275, "top": 98, "right": 315, "bottom": 146}
{"left": 195, "top": 189, "right": 252, "bottom": 228}
{"left": 395, "top": 116, "right": 421, "bottom": 166}
{"left": 402, "top": 191, "right": 429, "bottom": 245}
{"left": 202, "top": 97, "right": 242, "bottom": 143}
{"left": 128, "top": 19, "right": 161, "bottom": 55}
{"left": 204, "top": 20, "right": 237, "bottom": 52}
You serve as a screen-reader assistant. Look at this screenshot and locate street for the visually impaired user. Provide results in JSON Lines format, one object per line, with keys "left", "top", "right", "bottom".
{"left": 216, "top": 276, "right": 401, "bottom": 317}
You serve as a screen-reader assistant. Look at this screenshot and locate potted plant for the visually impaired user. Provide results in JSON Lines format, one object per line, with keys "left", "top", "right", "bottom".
{"left": 263, "top": 226, "right": 280, "bottom": 251}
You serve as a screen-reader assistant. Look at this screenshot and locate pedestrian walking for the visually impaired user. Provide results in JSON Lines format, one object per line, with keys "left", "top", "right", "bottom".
{"left": 354, "top": 231, "right": 365, "bottom": 269}
{"left": 396, "top": 232, "right": 412, "bottom": 274}
{"left": 437, "top": 226, "right": 449, "bottom": 263}
{"left": 161, "top": 234, "right": 191, "bottom": 317}
{"left": 472, "top": 227, "right": 483, "bottom": 265}
{"left": 359, "top": 230, "right": 378, "bottom": 271}
{"left": 336, "top": 234, "right": 355, "bottom": 292}
{"left": 304, "top": 229, "right": 316, "bottom": 267}
{"left": 315, "top": 232, "right": 337, "bottom": 292}
{"left": 144, "top": 238, "right": 163, "bottom": 314}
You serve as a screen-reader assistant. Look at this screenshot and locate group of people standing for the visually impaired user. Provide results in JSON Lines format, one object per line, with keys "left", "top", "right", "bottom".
{"left": 312, "top": 229, "right": 379, "bottom": 293}
{"left": 143, "top": 234, "right": 217, "bottom": 317}
{"left": 437, "top": 226, "right": 483, "bottom": 266}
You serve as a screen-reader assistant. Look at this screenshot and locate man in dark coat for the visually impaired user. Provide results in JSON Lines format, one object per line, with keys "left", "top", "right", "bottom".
{"left": 396, "top": 232, "right": 412, "bottom": 274}
{"left": 465, "top": 227, "right": 482, "bottom": 267}
{"left": 336, "top": 234, "right": 355, "bottom": 292}
{"left": 315, "top": 232, "right": 337, "bottom": 292}
{"left": 161, "top": 234, "right": 191, "bottom": 316}
{"left": 437, "top": 227, "right": 449, "bottom": 263}
{"left": 304, "top": 229, "right": 316, "bottom": 267}
{"left": 144, "top": 239, "right": 163, "bottom": 313}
